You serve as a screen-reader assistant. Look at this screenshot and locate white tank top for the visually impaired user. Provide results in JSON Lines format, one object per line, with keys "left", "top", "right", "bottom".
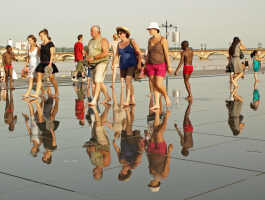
{"left": 29, "top": 47, "right": 39, "bottom": 67}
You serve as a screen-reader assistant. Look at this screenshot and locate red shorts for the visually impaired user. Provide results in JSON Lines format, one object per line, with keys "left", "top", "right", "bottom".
{"left": 147, "top": 141, "right": 167, "bottom": 155}
{"left": 184, "top": 123, "right": 194, "bottom": 133}
{"left": 4, "top": 65, "right": 12, "bottom": 70}
{"left": 145, "top": 62, "right": 167, "bottom": 78}
{"left": 183, "top": 66, "right": 193, "bottom": 75}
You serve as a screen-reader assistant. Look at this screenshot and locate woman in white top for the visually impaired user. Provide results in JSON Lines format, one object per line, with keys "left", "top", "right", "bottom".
{"left": 111, "top": 34, "right": 123, "bottom": 88}
{"left": 22, "top": 35, "right": 39, "bottom": 98}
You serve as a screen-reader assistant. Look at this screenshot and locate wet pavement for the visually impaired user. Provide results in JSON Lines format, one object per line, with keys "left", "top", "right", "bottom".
{"left": 0, "top": 74, "right": 264, "bottom": 200}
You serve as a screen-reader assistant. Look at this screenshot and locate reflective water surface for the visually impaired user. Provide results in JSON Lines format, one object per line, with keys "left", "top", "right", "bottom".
{"left": 0, "top": 74, "right": 264, "bottom": 200}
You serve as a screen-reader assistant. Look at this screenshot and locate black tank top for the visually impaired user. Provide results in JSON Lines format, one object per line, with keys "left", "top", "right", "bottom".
{"left": 40, "top": 42, "right": 55, "bottom": 63}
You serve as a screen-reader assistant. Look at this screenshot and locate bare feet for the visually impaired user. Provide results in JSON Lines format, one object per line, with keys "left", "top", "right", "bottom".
{"left": 22, "top": 93, "right": 30, "bottom": 98}
{"left": 130, "top": 98, "right": 136, "bottom": 105}
{"left": 88, "top": 101, "right": 97, "bottom": 106}
{"left": 185, "top": 96, "right": 193, "bottom": 101}
{"left": 101, "top": 97, "right": 111, "bottom": 105}
{"left": 165, "top": 96, "right": 171, "bottom": 107}
{"left": 30, "top": 94, "right": 39, "bottom": 99}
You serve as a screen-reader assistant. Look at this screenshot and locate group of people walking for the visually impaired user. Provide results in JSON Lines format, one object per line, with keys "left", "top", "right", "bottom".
{"left": 0, "top": 24, "right": 264, "bottom": 111}
{"left": 72, "top": 22, "right": 194, "bottom": 111}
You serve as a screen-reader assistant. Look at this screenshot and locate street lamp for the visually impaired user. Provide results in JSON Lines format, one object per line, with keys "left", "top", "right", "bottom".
{"left": 160, "top": 20, "right": 178, "bottom": 92}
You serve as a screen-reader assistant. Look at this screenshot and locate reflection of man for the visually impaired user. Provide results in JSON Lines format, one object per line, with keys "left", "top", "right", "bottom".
{"left": 83, "top": 104, "right": 111, "bottom": 180}
{"left": 87, "top": 25, "right": 111, "bottom": 106}
{"left": 226, "top": 100, "right": 245, "bottom": 136}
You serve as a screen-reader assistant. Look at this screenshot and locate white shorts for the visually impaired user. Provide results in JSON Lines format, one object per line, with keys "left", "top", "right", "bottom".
{"left": 29, "top": 64, "right": 37, "bottom": 78}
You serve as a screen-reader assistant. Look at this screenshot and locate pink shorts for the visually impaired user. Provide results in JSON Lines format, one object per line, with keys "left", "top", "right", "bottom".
{"left": 147, "top": 141, "right": 167, "bottom": 155}
{"left": 145, "top": 62, "right": 167, "bottom": 77}
{"left": 183, "top": 66, "right": 193, "bottom": 75}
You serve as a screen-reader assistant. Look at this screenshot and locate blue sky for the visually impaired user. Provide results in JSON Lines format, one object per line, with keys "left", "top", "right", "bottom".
{"left": 1, "top": 0, "right": 264, "bottom": 48}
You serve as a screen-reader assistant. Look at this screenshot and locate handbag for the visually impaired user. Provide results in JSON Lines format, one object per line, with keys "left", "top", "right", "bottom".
{"left": 226, "top": 60, "right": 234, "bottom": 73}
{"left": 240, "top": 51, "right": 244, "bottom": 59}
{"left": 134, "top": 66, "right": 145, "bottom": 81}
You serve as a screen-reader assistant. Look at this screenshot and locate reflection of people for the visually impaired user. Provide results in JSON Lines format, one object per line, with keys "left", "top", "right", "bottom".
{"left": 37, "top": 94, "right": 60, "bottom": 165}
{"left": 74, "top": 83, "right": 87, "bottom": 126}
{"left": 4, "top": 89, "right": 17, "bottom": 131}
{"left": 226, "top": 100, "right": 245, "bottom": 136}
{"left": 107, "top": 86, "right": 126, "bottom": 138}
{"left": 145, "top": 110, "right": 173, "bottom": 192}
{"left": 175, "top": 100, "right": 193, "bottom": 157}
{"left": 112, "top": 105, "right": 144, "bottom": 182}
{"left": 22, "top": 99, "right": 42, "bottom": 157}
{"left": 83, "top": 104, "right": 111, "bottom": 180}
{"left": 250, "top": 81, "right": 260, "bottom": 111}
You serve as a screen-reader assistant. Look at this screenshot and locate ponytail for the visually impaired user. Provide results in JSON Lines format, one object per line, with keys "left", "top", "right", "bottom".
{"left": 39, "top": 28, "right": 52, "bottom": 40}
{"left": 250, "top": 50, "right": 257, "bottom": 59}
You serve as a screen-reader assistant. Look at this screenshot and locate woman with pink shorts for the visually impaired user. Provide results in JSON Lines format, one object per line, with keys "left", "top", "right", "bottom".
{"left": 145, "top": 22, "right": 173, "bottom": 110}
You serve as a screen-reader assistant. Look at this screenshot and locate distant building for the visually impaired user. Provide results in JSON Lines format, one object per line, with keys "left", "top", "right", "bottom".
{"left": 7, "top": 39, "right": 13, "bottom": 47}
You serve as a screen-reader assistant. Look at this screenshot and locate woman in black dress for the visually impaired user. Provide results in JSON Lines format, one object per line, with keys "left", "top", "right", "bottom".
{"left": 32, "top": 29, "right": 59, "bottom": 98}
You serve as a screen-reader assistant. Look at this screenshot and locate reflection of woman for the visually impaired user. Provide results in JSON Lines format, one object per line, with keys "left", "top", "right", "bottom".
{"left": 112, "top": 105, "right": 144, "bottom": 182}
{"left": 4, "top": 89, "right": 17, "bottom": 132}
{"left": 37, "top": 95, "right": 60, "bottom": 165}
{"left": 145, "top": 110, "right": 173, "bottom": 192}
{"left": 175, "top": 100, "right": 193, "bottom": 157}
{"left": 250, "top": 81, "right": 260, "bottom": 111}
{"left": 229, "top": 37, "right": 246, "bottom": 100}
{"left": 226, "top": 100, "right": 245, "bottom": 136}
{"left": 22, "top": 99, "right": 43, "bottom": 157}
{"left": 83, "top": 105, "right": 111, "bottom": 180}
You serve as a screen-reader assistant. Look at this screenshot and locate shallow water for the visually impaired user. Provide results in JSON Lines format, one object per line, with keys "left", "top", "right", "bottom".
{"left": 0, "top": 74, "right": 264, "bottom": 200}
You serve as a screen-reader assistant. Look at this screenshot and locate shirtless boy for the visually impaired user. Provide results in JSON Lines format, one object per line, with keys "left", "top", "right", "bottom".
{"left": 2, "top": 45, "right": 17, "bottom": 88}
{"left": 174, "top": 41, "right": 193, "bottom": 100}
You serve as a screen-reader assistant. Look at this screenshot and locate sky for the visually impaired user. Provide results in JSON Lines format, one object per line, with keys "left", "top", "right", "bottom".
{"left": 1, "top": 0, "right": 264, "bottom": 49}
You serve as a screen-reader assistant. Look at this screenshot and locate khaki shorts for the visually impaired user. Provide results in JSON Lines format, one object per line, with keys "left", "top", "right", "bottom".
{"left": 91, "top": 62, "right": 108, "bottom": 83}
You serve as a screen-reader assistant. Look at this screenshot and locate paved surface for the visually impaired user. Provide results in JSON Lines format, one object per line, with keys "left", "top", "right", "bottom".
{"left": 0, "top": 73, "right": 264, "bottom": 200}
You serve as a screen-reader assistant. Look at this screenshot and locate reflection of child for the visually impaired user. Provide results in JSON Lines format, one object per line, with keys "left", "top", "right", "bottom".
{"left": 250, "top": 82, "right": 260, "bottom": 111}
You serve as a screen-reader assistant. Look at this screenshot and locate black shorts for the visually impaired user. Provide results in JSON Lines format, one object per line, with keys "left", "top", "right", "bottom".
{"left": 36, "top": 63, "right": 59, "bottom": 74}
{"left": 120, "top": 66, "right": 135, "bottom": 78}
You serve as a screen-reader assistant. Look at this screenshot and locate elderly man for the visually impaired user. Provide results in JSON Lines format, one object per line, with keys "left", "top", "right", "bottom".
{"left": 87, "top": 25, "right": 111, "bottom": 106}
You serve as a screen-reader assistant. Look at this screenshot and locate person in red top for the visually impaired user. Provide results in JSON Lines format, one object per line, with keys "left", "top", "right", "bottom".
{"left": 73, "top": 34, "right": 86, "bottom": 81}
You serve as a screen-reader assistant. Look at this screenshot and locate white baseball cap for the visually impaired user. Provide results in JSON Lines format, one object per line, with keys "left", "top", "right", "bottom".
{"left": 147, "top": 22, "right": 160, "bottom": 31}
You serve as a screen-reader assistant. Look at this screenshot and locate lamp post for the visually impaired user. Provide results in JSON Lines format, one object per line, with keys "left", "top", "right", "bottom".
{"left": 160, "top": 20, "right": 178, "bottom": 92}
